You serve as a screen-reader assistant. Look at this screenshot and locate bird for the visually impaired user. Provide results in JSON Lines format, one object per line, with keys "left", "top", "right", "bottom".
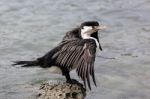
{"left": 13, "top": 21, "right": 106, "bottom": 90}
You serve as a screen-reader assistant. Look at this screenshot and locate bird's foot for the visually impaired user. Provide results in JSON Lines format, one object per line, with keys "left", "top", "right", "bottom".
{"left": 66, "top": 79, "right": 85, "bottom": 90}
{"left": 66, "top": 79, "right": 79, "bottom": 84}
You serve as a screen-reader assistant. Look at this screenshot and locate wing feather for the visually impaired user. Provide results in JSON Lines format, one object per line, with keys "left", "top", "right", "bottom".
{"left": 86, "top": 64, "right": 91, "bottom": 90}
{"left": 51, "top": 39, "right": 97, "bottom": 89}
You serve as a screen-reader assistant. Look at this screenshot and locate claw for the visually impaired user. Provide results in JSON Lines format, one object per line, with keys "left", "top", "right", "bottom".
{"left": 66, "top": 79, "right": 79, "bottom": 84}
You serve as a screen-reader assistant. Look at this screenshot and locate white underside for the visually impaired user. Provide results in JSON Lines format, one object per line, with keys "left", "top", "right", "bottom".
{"left": 48, "top": 65, "right": 76, "bottom": 74}
{"left": 48, "top": 66, "right": 62, "bottom": 74}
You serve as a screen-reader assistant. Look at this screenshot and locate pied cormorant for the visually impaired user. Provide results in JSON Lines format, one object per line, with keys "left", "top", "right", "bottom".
{"left": 13, "top": 21, "right": 106, "bottom": 90}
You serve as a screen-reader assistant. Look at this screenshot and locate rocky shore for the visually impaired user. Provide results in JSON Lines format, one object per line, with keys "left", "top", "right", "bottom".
{"left": 37, "top": 81, "right": 86, "bottom": 99}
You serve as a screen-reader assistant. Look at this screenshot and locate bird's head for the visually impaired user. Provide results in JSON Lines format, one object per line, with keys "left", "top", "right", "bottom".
{"left": 80, "top": 21, "right": 106, "bottom": 51}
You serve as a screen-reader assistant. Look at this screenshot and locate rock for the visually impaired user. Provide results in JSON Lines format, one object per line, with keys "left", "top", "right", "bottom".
{"left": 37, "top": 80, "right": 86, "bottom": 99}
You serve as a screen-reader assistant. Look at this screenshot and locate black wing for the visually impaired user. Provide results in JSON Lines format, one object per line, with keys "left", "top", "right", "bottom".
{"left": 51, "top": 39, "right": 97, "bottom": 89}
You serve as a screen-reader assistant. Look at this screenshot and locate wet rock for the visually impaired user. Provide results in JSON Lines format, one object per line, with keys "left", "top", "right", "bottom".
{"left": 37, "top": 80, "right": 86, "bottom": 99}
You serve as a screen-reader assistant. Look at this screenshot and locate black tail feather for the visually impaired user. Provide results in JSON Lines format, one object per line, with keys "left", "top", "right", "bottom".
{"left": 12, "top": 60, "right": 39, "bottom": 67}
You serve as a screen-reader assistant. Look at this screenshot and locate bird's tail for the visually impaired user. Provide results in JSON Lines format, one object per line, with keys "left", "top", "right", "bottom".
{"left": 12, "top": 60, "right": 39, "bottom": 67}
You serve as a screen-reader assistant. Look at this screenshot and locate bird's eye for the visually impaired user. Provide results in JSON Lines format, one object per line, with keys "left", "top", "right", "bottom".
{"left": 92, "top": 26, "right": 94, "bottom": 29}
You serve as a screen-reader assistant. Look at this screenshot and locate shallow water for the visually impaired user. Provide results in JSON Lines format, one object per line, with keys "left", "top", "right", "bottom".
{"left": 0, "top": 0, "right": 150, "bottom": 99}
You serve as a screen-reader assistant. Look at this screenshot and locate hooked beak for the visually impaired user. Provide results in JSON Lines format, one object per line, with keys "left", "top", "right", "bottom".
{"left": 96, "top": 25, "right": 107, "bottom": 30}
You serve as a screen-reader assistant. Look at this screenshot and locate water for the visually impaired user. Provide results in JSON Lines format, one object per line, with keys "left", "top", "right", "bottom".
{"left": 0, "top": 0, "right": 150, "bottom": 99}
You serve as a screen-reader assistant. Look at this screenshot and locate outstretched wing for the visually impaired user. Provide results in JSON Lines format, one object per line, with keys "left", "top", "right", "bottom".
{"left": 76, "top": 41, "right": 97, "bottom": 90}
{"left": 52, "top": 39, "right": 97, "bottom": 89}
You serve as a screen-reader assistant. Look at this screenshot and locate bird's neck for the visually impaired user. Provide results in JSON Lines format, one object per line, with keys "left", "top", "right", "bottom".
{"left": 81, "top": 32, "right": 99, "bottom": 48}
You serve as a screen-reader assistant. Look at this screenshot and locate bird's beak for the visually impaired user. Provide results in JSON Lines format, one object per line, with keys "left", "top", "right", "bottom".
{"left": 96, "top": 25, "right": 107, "bottom": 30}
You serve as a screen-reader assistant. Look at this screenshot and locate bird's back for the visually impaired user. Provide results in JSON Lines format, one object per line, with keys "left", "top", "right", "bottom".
{"left": 62, "top": 27, "right": 81, "bottom": 41}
